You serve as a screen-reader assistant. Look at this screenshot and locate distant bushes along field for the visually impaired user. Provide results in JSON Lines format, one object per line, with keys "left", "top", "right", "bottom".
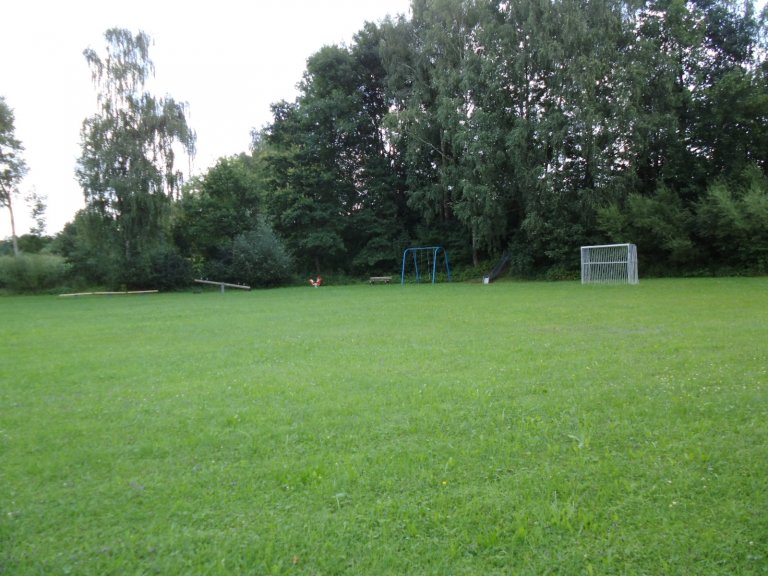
{"left": 0, "top": 254, "right": 71, "bottom": 293}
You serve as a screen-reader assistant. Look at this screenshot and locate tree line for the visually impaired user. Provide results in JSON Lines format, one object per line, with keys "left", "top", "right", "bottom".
{"left": 3, "top": 0, "right": 768, "bottom": 291}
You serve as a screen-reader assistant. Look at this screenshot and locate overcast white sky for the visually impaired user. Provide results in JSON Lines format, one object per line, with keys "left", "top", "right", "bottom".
{"left": 1, "top": 0, "right": 412, "bottom": 237}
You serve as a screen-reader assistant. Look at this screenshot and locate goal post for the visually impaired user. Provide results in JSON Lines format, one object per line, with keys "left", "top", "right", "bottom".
{"left": 581, "top": 243, "right": 638, "bottom": 285}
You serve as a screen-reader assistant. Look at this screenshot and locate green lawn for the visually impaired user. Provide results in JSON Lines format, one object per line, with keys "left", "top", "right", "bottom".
{"left": 1, "top": 279, "right": 767, "bottom": 575}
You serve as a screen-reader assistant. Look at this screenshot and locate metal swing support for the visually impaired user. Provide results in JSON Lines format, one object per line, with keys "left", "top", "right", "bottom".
{"left": 401, "top": 246, "right": 452, "bottom": 285}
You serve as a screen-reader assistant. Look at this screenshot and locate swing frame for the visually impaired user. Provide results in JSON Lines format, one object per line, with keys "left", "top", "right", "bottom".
{"left": 400, "top": 246, "right": 452, "bottom": 285}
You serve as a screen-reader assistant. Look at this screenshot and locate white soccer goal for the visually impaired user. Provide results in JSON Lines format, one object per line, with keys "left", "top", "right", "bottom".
{"left": 581, "top": 243, "right": 638, "bottom": 285}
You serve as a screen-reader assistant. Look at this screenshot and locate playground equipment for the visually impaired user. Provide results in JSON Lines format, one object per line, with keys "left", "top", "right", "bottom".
{"left": 194, "top": 279, "right": 251, "bottom": 293}
{"left": 483, "top": 252, "right": 511, "bottom": 284}
{"left": 401, "top": 246, "right": 452, "bottom": 285}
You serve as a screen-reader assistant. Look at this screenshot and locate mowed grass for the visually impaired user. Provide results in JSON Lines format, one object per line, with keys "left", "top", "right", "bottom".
{"left": 1, "top": 278, "right": 767, "bottom": 575}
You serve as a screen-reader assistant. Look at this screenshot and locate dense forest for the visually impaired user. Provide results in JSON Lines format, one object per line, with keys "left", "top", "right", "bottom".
{"left": 3, "top": 0, "right": 768, "bottom": 290}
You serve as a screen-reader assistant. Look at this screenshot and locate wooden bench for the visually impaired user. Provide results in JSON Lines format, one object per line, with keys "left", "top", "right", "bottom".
{"left": 369, "top": 276, "right": 393, "bottom": 284}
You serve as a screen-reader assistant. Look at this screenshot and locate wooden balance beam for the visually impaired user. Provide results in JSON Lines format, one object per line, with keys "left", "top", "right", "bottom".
{"left": 59, "top": 290, "right": 159, "bottom": 297}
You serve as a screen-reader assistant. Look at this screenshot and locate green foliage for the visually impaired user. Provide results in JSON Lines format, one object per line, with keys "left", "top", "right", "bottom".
{"left": 17, "top": 234, "right": 52, "bottom": 254}
{"left": 0, "top": 96, "right": 28, "bottom": 256}
{"left": 0, "top": 254, "right": 70, "bottom": 293}
{"left": 173, "top": 156, "right": 261, "bottom": 262}
{"left": 0, "top": 97, "right": 27, "bottom": 208}
{"left": 599, "top": 186, "right": 697, "bottom": 269}
{"left": 594, "top": 202, "right": 627, "bottom": 243}
{"left": 53, "top": 210, "right": 122, "bottom": 287}
{"left": 24, "top": 190, "right": 47, "bottom": 236}
{"left": 76, "top": 28, "right": 195, "bottom": 288}
{"left": 351, "top": 234, "right": 402, "bottom": 275}
{"left": 379, "top": 0, "right": 767, "bottom": 273}
{"left": 697, "top": 168, "right": 768, "bottom": 272}
{"left": 263, "top": 29, "right": 413, "bottom": 276}
{"left": 52, "top": 209, "right": 189, "bottom": 289}
{"left": 56, "top": 1, "right": 768, "bottom": 281}
{"left": 521, "top": 185, "right": 598, "bottom": 272}
{"left": 229, "top": 218, "right": 293, "bottom": 287}
{"left": 0, "top": 234, "right": 52, "bottom": 256}
{"left": 114, "top": 245, "right": 192, "bottom": 291}
{"left": 2, "top": 280, "right": 767, "bottom": 573}
{"left": 172, "top": 155, "right": 295, "bottom": 286}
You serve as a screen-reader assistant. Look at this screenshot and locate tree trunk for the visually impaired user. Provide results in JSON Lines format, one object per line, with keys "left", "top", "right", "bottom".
{"left": 7, "top": 191, "right": 19, "bottom": 257}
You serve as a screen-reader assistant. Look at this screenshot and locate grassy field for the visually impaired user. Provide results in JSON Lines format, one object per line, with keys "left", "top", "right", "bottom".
{"left": 1, "top": 278, "right": 767, "bottom": 575}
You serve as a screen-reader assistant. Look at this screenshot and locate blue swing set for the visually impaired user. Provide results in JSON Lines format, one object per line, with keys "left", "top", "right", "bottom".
{"left": 400, "top": 246, "right": 452, "bottom": 285}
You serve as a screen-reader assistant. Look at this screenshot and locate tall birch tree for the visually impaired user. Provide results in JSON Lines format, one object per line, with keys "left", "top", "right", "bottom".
{"left": 0, "top": 97, "right": 27, "bottom": 256}
{"left": 77, "top": 28, "right": 195, "bottom": 286}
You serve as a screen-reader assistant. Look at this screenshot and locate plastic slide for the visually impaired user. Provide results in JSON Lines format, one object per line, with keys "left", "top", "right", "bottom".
{"left": 483, "top": 252, "right": 511, "bottom": 283}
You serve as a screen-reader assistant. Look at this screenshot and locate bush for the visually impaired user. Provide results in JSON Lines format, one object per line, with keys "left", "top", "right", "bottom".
{"left": 597, "top": 186, "right": 697, "bottom": 273}
{"left": 696, "top": 170, "right": 768, "bottom": 273}
{"left": 0, "top": 254, "right": 71, "bottom": 293}
{"left": 130, "top": 247, "right": 193, "bottom": 291}
{"left": 229, "top": 218, "right": 294, "bottom": 287}
{"left": 51, "top": 212, "right": 121, "bottom": 288}
{"left": 108, "top": 246, "right": 192, "bottom": 291}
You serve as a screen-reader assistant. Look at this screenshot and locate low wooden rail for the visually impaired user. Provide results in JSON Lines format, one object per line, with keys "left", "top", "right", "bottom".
{"left": 60, "top": 290, "right": 159, "bottom": 297}
{"left": 194, "top": 279, "right": 251, "bottom": 293}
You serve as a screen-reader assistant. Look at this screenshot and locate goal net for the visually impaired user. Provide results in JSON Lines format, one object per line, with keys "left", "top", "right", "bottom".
{"left": 581, "top": 244, "right": 638, "bottom": 285}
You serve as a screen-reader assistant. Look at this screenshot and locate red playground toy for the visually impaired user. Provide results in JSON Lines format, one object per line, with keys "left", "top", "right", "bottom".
{"left": 309, "top": 276, "right": 322, "bottom": 287}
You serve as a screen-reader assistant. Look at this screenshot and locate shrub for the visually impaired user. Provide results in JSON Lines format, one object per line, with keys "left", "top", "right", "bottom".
{"left": 696, "top": 170, "right": 768, "bottom": 273}
{"left": 229, "top": 218, "right": 294, "bottom": 287}
{"left": 133, "top": 247, "right": 193, "bottom": 291}
{"left": 598, "top": 186, "right": 697, "bottom": 272}
{"left": 0, "top": 254, "right": 71, "bottom": 293}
